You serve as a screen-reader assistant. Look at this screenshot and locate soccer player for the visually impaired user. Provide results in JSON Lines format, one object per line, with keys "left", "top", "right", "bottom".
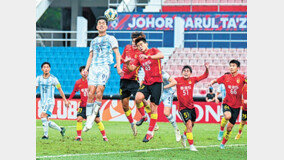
{"left": 68, "top": 66, "right": 108, "bottom": 141}
{"left": 124, "top": 36, "right": 164, "bottom": 142}
{"left": 235, "top": 83, "right": 247, "bottom": 140}
{"left": 210, "top": 59, "right": 246, "bottom": 149}
{"left": 36, "top": 62, "right": 69, "bottom": 139}
{"left": 82, "top": 16, "right": 123, "bottom": 132}
{"left": 118, "top": 32, "right": 147, "bottom": 136}
{"left": 169, "top": 64, "right": 209, "bottom": 151}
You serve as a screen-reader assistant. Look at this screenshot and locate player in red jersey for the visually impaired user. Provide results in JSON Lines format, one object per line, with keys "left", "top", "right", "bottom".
{"left": 235, "top": 83, "right": 247, "bottom": 140}
{"left": 124, "top": 37, "right": 164, "bottom": 143}
{"left": 68, "top": 66, "right": 108, "bottom": 141}
{"left": 210, "top": 59, "right": 247, "bottom": 149}
{"left": 167, "top": 64, "right": 209, "bottom": 151}
{"left": 118, "top": 32, "right": 147, "bottom": 136}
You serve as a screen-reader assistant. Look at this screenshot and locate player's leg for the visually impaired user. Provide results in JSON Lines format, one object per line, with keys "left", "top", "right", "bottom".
{"left": 143, "top": 99, "right": 151, "bottom": 120}
{"left": 83, "top": 85, "right": 97, "bottom": 131}
{"left": 75, "top": 116, "right": 84, "bottom": 141}
{"left": 221, "top": 107, "right": 240, "bottom": 149}
{"left": 163, "top": 94, "right": 180, "bottom": 142}
{"left": 44, "top": 104, "right": 65, "bottom": 137}
{"left": 135, "top": 84, "right": 149, "bottom": 127}
{"left": 235, "top": 110, "right": 247, "bottom": 140}
{"left": 40, "top": 111, "right": 49, "bottom": 139}
{"left": 122, "top": 97, "right": 137, "bottom": 136}
{"left": 94, "top": 111, "right": 108, "bottom": 141}
{"left": 218, "top": 104, "right": 232, "bottom": 140}
{"left": 143, "top": 83, "right": 162, "bottom": 142}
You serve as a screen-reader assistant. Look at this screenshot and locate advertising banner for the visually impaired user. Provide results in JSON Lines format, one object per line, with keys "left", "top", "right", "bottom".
{"left": 36, "top": 98, "right": 242, "bottom": 123}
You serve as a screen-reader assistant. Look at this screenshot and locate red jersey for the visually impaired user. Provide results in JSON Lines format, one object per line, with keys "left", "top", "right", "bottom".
{"left": 68, "top": 79, "right": 88, "bottom": 107}
{"left": 175, "top": 70, "right": 209, "bottom": 111}
{"left": 135, "top": 48, "right": 163, "bottom": 85}
{"left": 217, "top": 73, "right": 247, "bottom": 109}
{"left": 121, "top": 45, "right": 141, "bottom": 80}
{"left": 242, "top": 84, "right": 247, "bottom": 111}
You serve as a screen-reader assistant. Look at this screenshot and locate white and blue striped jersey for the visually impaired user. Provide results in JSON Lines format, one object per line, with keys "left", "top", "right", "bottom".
{"left": 217, "top": 84, "right": 226, "bottom": 101}
{"left": 162, "top": 71, "right": 174, "bottom": 95}
{"left": 89, "top": 34, "right": 118, "bottom": 66}
{"left": 36, "top": 74, "right": 60, "bottom": 106}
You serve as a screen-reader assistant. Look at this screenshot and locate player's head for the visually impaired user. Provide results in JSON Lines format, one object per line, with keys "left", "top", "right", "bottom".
{"left": 229, "top": 59, "right": 240, "bottom": 74}
{"left": 181, "top": 65, "right": 192, "bottom": 79}
{"left": 131, "top": 32, "right": 146, "bottom": 49}
{"left": 135, "top": 37, "right": 148, "bottom": 52}
{"left": 96, "top": 16, "right": 108, "bottom": 33}
{"left": 41, "top": 62, "right": 51, "bottom": 74}
{"left": 79, "top": 66, "right": 88, "bottom": 78}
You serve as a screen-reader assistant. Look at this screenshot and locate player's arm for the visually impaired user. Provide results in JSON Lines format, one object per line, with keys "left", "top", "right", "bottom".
{"left": 140, "top": 51, "right": 164, "bottom": 60}
{"left": 196, "top": 63, "right": 209, "bottom": 82}
{"left": 164, "top": 76, "right": 177, "bottom": 89}
{"left": 68, "top": 82, "right": 78, "bottom": 101}
{"left": 56, "top": 83, "right": 69, "bottom": 108}
{"left": 124, "top": 56, "right": 138, "bottom": 72}
{"left": 113, "top": 47, "right": 123, "bottom": 76}
{"left": 214, "top": 92, "right": 220, "bottom": 103}
{"left": 85, "top": 51, "right": 93, "bottom": 73}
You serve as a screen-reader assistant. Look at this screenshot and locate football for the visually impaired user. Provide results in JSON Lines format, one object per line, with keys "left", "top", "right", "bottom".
{"left": 104, "top": 8, "right": 118, "bottom": 21}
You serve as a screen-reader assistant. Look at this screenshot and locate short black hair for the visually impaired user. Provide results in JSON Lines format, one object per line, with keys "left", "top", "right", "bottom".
{"left": 135, "top": 37, "right": 147, "bottom": 45}
{"left": 131, "top": 32, "right": 146, "bottom": 39}
{"left": 79, "top": 66, "right": 85, "bottom": 72}
{"left": 182, "top": 65, "right": 192, "bottom": 73}
{"left": 97, "top": 16, "right": 108, "bottom": 25}
{"left": 229, "top": 59, "right": 241, "bottom": 67}
{"left": 41, "top": 62, "right": 51, "bottom": 68}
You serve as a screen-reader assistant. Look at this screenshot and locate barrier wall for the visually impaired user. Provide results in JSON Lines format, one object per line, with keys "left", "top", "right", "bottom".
{"left": 36, "top": 98, "right": 243, "bottom": 123}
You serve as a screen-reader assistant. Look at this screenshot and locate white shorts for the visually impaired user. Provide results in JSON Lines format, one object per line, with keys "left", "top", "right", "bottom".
{"left": 41, "top": 103, "right": 55, "bottom": 117}
{"left": 88, "top": 64, "right": 110, "bottom": 86}
{"left": 160, "top": 92, "right": 174, "bottom": 107}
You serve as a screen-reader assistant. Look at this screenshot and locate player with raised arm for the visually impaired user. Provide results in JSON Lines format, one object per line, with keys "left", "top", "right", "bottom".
{"left": 124, "top": 37, "right": 164, "bottom": 143}
{"left": 36, "top": 62, "right": 70, "bottom": 139}
{"left": 167, "top": 64, "right": 209, "bottom": 151}
{"left": 68, "top": 66, "right": 108, "bottom": 141}
{"left": 82, "top": 16, "right": 123, "bottom": 132}
{"left": 117, "top": 32, "right": 148, "bottom": 136}
{"left": 235, "top": 83, "right": 247, "bottom": 140}
{"left": 210, "top": 59, "right": 246, "bottom": 149}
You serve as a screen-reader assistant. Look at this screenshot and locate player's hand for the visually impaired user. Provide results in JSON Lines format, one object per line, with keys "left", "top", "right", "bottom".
{"left": 114, "top": 64, "right": 117, "bottom": 68}
{"left": 117, "top": 67, "right": 124, "bottom": 77}
{"left": 204, "top": 62, "right": 209, "bottom": 69}
{"left": 215, "top": 98, "right": 219, "bottom": 104}
{"left": 139, "top": 54, "right": 148, "bottom": 59}
{"left": 65, "top": 100, "right": 70, "bottom": 108}
{"left": 83, "top": 69, "right": 88, "bottom": 75}
{"left": 243, "top": 100, "right": 247, "bottom": 104}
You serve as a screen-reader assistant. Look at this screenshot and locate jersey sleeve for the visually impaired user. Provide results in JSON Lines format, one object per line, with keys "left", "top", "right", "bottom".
{"left": 195, "top": 69, "right": 209, "bottom": 83}
{"left": 216, "top": 75, "right": 225, "bottom": 84}
{"left": 68, "top": 81, "right": 78, "bottom": 100}
{"left": 110, "top": 36, "right": 119, "bottom": 49}
{"left": 89, "top": 40, "right": 94, "bottom": 52}
{"left": 36, "top": 76, "right": 40, "bottom": 87}
{"left": 53, "top": 77, "right": 61, "bottom": 89}
{"left": 151, "top": 48, "right": 160, "bottom": 55}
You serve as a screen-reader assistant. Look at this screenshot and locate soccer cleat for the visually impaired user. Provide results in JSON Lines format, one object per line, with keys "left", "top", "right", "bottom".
{"left": 181, "top": 135, "right": 187, "bottom": 148}
{"left": 220, "top": 144, "right": 225, "bottom": 149}
{"left": 175, "top": 128, "right": 181, "bottom": 142}
{"left": 154, "top": 124, "right": 159, "bottom": 131}
{"left": 235, "top": 133, "right": 242, "bottom": 140}
{"left": 136, "top": 116, "right": 147, "bottom": 126}
{"left": 217, "top": 130, "right": 224, "bottom": 141}
{"left": 189, "top": 145, "right": 198, "bottom": 151}
{"left": 75, "top": 137, "right": 82, "bottom": 141}
{"left": 131, "top": 122, "right": 138, "bottom": 136}
{"left": 142, "top": 133, "right": 153, "bottom": 143}
{"left": 103, "top": 137, "right": 109, "bottom": 141}
{"left": 41, "top": 135, "right": 49, "bottom": 139}
{"left": 60, "top": 127, "right": 66, "bottom": 137}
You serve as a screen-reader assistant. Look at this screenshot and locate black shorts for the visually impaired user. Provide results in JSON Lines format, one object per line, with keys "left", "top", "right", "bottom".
{"left": 179, "top": 108, "right": 196, "bottom": 124}
{"left": 137, "top": 82, "right": 163, "bottom": 105}
{"left": 120, "top": 79, "right": 139, "bottom": 100}
{"left": 242, "top": 110, "right": 247, "bottom": 121}
{"left": 223, "top": 104, "right": 240, "bottom": 125}
{"left": 77, "top": 107, "right": 100, "bottom": 119}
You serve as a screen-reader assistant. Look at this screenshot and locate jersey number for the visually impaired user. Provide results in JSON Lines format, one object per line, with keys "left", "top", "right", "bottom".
{"left": 183, "top": 89, "right": 189, "bottom": 96}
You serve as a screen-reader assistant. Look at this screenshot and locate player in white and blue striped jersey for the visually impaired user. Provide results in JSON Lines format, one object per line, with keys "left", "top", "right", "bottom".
{"left": 36, "top": 62, "right": 70, "bottom": 139}
{"left": 82, "top": 16, "right": 123, "bottom": 132}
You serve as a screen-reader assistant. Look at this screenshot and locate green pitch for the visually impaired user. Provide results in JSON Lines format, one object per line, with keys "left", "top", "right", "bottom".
{"left": 36, "top": 120, "right": 247, "bottom": 160}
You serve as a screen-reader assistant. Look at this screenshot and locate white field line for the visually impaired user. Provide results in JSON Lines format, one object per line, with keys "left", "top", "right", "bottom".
{"left": 36, "top": 126, "right": 76, "bottom": 129}
{"left": 36, "top": 144, "right": 247, "bottom": 159}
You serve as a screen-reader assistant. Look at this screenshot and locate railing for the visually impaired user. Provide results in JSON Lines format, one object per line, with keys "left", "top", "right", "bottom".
{"left": 184, "top": 31, "right": 247, "bottom": 48}
{"left": 36, "top": 30, "right": 165, "bottom": 47}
